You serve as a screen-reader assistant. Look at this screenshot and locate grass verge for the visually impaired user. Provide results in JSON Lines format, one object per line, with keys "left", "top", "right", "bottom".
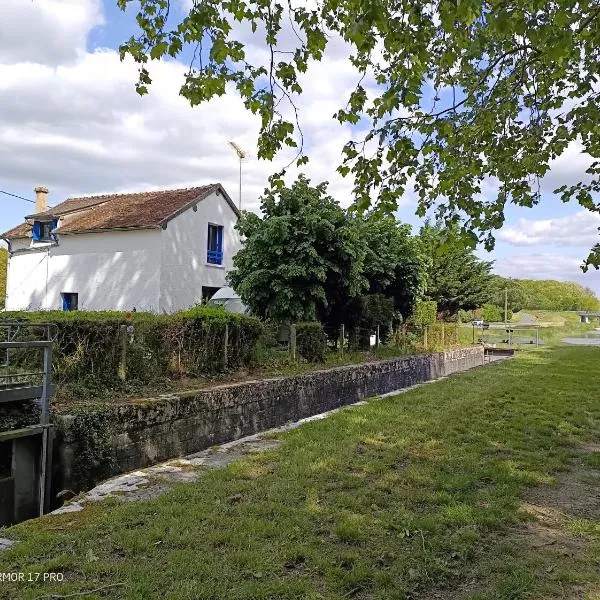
{"left": 1, "top": 346, "right": 599, "bottom": 599}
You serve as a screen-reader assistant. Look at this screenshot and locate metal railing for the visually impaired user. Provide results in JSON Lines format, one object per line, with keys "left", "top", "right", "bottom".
{"left": 0, "top": 339, "right": 54, "bottom": 523}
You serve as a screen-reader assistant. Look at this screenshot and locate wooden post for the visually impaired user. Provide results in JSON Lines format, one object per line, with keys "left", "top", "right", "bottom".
{"left": 290, "top": 324, "right": 297, "bottom": 362}
{"left": 340, "top": 324, "right": 344, "bottom": 356}
{"left": 536, "top": 327, "right": 539, "bottom": 347}
{"left": 402, "top": 324, "right": 407, "bottom": 350}
{"left": 423, "top": 325, "right": 428, "bottom": 351}
{"left": 376, "top": 324, "right": 380, "bottom": 348}
{"left": 223, "top": 323, "right": 229, "bottom": 370}
{"left": 472, "top": 323, "right": 475, "bottom": 344}
{"left": 118, "top": 325, "right": 127, "bottom": 381}
{"left": 441, "top": 322, "right": 445, "bottom": 348}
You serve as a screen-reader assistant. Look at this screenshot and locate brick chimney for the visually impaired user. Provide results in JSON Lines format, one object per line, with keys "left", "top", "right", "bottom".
{"left": 35, "top": 186, "right": 48, "bottom": 213}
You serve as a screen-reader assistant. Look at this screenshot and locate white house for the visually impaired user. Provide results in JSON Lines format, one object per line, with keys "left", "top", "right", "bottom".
{"left": 1, "top": 184, "right": 242, "bottom": 312}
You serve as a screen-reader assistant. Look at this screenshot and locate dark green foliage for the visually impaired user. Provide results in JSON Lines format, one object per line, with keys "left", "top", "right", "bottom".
{"left": 295, "top": 322, "right": 327, "bottom": 362}
{"left": 229, "top": 177, "right": 366, "bottom": 323}
{"left": 420, "top": 223, "right": 493, "bottom": 316}
{"left": 61, "top": 412, "right": 117, "bottom": 491}
{"left": 0, "top": 402, "right": 39, "bottom": 432}
{"left": 348, "top": 294, "right": 395, "bottom": 349}
{"left": 360, "top": 217, "right": 427, "bottom": 319}
{"left": 119, "top": 0, "right": 600, "bottom": 268}
{"left": 0, "top": 307, "right": 263, "bottom": 396}
{"left": 410, "top": 300, "right": 438, "bottom": 326}
{"left": 229, "top": 178, "right": 425, "bottom": 329}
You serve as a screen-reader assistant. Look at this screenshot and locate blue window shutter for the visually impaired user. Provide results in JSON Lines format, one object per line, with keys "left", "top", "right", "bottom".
{"left": 217, "top": 226, "right": 223, "bottom": 252}
{"left": 32, "top": 221, "right": 40, "bottom": 241}
{"left": 217, "top": 226, "right": 223, "bottom": 264}
{"left": 62, "top": 294, "right": 68, "bottom": 311}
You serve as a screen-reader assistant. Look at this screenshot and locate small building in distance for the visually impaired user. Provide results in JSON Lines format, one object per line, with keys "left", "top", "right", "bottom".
{"left": 577, "top": 311, "right": 600, "bottom": 324}
{"left": 1, "top": 185, "right": 241, "bottom": 312}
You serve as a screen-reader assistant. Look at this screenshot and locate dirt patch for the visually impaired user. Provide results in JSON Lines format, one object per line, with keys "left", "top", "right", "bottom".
{"left": 422, "top": 448, "right": 600, "bottom": 600}
{"left": 521, "top": 464, "right": 600, "bottom": 522}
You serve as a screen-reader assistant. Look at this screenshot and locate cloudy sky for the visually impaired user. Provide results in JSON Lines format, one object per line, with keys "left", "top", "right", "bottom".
{"left": 1, "top": 0, "right": 599, "bottom": 294}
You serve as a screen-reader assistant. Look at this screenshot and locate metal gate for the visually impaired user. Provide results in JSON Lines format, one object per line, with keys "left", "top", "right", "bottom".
{"left": 0, "top": 324, "right": 54, "bottom": 526}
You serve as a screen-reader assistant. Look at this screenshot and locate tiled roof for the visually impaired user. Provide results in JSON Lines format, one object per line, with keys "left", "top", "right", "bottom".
{"left": 25, "top": 196, "right": 108, "bottom": 219}
{"left": 1, "top": 222, "right": 31, "bottom": 239}
{"left": 1, "top": 184, "right": 238, "bottom": 239}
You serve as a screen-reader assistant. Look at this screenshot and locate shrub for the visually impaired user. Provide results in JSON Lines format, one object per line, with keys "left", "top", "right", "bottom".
{"left": 481, "top": 304, "right": 503, "bottom": 322}
{"left": 458, "top": 309, "right": 473, "bottom": 323}
{"left": 295, "top": 322, "right": 327, "bottom": 362}
{"left": 411, "top": 300, "right": 437, "bottom": 325}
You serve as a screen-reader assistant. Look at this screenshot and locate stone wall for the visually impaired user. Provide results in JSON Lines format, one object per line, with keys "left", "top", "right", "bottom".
{"left": 53, "top": 346, "right": 483, "bottom": 494}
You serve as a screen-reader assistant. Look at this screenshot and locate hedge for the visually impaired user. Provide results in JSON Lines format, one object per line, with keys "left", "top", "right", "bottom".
{"left": 1, "top": 307, "right": 263, "bottom": 396}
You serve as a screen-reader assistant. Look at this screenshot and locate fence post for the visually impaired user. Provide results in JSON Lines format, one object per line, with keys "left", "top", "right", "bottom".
{"left": 376, "top": 324, "right": 380, "bottom": 348}
{"left": 290, "top": 324, "right": 297, "bottom": 363}
{"left": 423, "top": 325, "right": 428, "bottom": 351}
{"left": 223, "top": 323, "right": 229, "bottom": 370}
{"left": 441, "top": 322, "right": 445, "bottom": 348}
{"left": 118, "top": 325, "right": 127, "bottom": 381}
{"left": 402, "top": 324, "right": 407, "bottom": 350}
{"left": 536, "top": 327, "right": 539, "bottom": 347}
{"left": 339, "top": 324, "right": 344, "bottom": 356}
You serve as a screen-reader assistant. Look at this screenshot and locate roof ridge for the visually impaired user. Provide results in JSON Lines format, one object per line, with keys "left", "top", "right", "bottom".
{"left": 65, "top": 184, "right": 218, "bottom": 203}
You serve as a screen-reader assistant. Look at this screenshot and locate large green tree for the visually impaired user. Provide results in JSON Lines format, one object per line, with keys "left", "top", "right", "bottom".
{"left": 420, "top": 223, "right": 493, "bottom": 315}
{"left": 119, "top": 0, "right": 600, "bottom": 268}
{"left": 361, "top": 217, "right": 427, "bottom": 318}
{"left": 228, "top": 177, "right": 366, "bottom": 322}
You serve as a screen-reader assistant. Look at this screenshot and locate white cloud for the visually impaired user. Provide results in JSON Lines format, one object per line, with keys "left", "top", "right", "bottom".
{"left": 540, "top": 141, "right": 595, "bottom": 194}
{"left": 0, "top": 0, "right": 103, "bottom": 66}
{"left": 0, "top": 0, "right": 366, "bottom": 219}
{"left": 493, "top": 254, "right": 600, "bottom": 294}
{"left": 497, "top": 210, "right": 600, "bottom": 247}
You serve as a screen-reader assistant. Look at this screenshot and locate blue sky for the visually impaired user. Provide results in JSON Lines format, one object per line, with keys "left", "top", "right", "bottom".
{"left": 1, "top": 0, "right": 599, "bottom": 294}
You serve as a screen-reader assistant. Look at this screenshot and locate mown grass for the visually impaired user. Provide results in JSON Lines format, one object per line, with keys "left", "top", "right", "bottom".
{"left": 1, "top": 346, "right": 600, "bottom": 599}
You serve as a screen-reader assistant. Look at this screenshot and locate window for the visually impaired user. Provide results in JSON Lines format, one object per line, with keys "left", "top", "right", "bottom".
{"left": 207, "top": 224, "right": 223, "bottom": 265}
{"left": 32, "top": 219, "right": 57, "bottom": 242}
{"left": 61, "top": 292, "right": 78, "bottom": 311}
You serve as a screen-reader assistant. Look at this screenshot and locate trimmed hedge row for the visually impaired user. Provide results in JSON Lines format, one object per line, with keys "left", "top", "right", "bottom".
{"left": 1, "top": 307, "right": 263, "bottom": 395}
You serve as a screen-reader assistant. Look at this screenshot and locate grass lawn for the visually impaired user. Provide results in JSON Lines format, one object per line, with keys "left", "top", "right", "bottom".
{"left": 2, "top": 346, "right": 600, "bottom": 599}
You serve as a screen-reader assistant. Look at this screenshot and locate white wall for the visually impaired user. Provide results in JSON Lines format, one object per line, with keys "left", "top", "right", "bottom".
{"left": 159, "top": 190, "right": 241, "bottom": 312}
{"left": 5, "top": 230, "right": 162, "bottom": 311}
